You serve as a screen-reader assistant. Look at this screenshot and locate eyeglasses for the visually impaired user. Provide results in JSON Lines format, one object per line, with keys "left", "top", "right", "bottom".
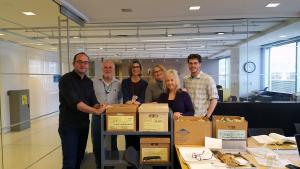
{"left": 75, "top": 60, "right": 89, "bottom": 65}
{"left": 192, "top": 151, "right": 213, "bottom": 161}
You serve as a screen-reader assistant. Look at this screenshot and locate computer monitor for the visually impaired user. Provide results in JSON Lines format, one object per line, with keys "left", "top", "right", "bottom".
{"left": 295, "top": 134, "right": 300, "bottom": 156}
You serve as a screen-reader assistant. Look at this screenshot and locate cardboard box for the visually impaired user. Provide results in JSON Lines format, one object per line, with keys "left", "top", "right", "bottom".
{"left": 106, "top": 104, "right": 138, "bottom": 131}
{"left": 174, "top": 116, "right": 212, "bottom": 145}
{"left": 140, "top": 137, "right": 170, "bottom": 164}
{"left": 213, "top": 115, "right": 248, "bottom": 139}
{"left": 138, "top": 103, "right": 169, "bottom": 132}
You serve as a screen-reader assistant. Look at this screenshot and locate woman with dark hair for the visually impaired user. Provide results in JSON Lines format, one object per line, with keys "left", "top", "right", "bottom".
{"left": 121, "top": 60, "right": 148, "bottom": 104}
{"left": 121, "top": 60, "right": 148, "bottom": 160}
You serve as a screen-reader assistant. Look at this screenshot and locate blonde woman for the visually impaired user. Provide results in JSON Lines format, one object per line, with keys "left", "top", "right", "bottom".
{"left": 145, "top": 64, "right": 166, "bottom": 102}
{"left": 158, "top": 69, "right": 194, "bottom": 119}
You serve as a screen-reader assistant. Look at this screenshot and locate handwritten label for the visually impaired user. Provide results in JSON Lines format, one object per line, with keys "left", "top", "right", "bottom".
{"left": 142, "top": 114, "right": 165, "bottom": 131}
{"left": 107, "top": 116, "right": 134, "bottom": 130}
{"left": 217, "top": 129, "right": 246, "bottom": 139}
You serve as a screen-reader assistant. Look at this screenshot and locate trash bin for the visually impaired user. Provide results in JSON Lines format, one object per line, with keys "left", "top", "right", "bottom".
{"left": 7, "top": 89, "right": 30, "bottom": 131}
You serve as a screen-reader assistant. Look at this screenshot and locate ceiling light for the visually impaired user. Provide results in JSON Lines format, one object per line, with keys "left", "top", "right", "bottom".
{"left": 0, "top": 33, "right": 4, "bottom": 36}
{"left": 279, "top": 35, "right": 287, "bottom": 38}
{"left": 167, "top": 34, "right": 173, "bottom": 37}
{"left": 217, "top": 32, "right": 225, "bottom": 35}
{"left": 189, "top": 6, "right": 200, "bottom": 11}
{"left": 265, "top": 3, "right": 280, "bottom": 7}
{"left": 73, "top": 36, "right": 79, "bottom": 39}
{"left": 132, "top": 48, "right": 137, "bottom": 50}
{"left": 22, "top": 11, "right": 36, "bottom": 16}
{"left": 99, "top": 47, "right": 103, "bottom": 50}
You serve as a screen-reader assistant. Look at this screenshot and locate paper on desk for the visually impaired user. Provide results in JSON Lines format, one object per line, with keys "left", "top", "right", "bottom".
{"left": 254, "top": 157, "right": 290, "bottom": 168}
{"left": 188, "top": 163, "right": 227, "bottom": 169}
{"left": 275, "top": 149, "right": 298, "bottom": 155}
{"left": 178, "top": 147, "right": 219, "bottom": 163}
{"left": 205, "top": 137, "right": 222, "bottom": 149}
{"left": 247, "top": 147, "right": 291, "bottom": 168}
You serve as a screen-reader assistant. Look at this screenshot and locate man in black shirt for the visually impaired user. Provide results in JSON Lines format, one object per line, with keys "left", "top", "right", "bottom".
{"left": 59, "top": 52, "right": 107, "bottom": 169}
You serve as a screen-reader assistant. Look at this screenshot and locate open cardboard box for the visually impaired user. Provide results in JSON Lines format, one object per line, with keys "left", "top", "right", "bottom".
{"left": 213, "top": 115, "right": 248, "bottom": 139}
{"left": 174, "top": 116, "right": 212, "bottom": 145}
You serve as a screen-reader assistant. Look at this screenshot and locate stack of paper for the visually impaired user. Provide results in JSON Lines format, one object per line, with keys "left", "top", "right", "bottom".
{"left": 247, "top": 147, "right": 291, "bottom": 168}
{"left": 252, "top": 133, "right": 296, "bottom": 145}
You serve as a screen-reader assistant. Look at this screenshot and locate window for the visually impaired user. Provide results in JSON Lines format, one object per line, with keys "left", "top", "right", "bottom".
{"left": 218, "top": 58, "right": 231, "bottom": 89}
{"left": 267, "top": 42, "right": 297, "bottom": 93}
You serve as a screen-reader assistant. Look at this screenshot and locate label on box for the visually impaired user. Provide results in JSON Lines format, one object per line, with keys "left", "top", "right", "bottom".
{"left": 141, "top": 148, "right": 168, "bottom": 162}
{"left": 143, "top": 114, "right": 164, "bottom": 131}
{"left": 107, "top": 116, "right": 134, "bottom": 130}
{"left": 217, "top": 129, "right": 246, "bottom": 139}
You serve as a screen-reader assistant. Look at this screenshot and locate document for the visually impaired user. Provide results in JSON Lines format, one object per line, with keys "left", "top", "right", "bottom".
{"left": 205, "top": 137, "right": 222, "bottom": 149}
{"left": 252, "top": 133, "right": 296, "bottom": 145}
{"left": 178, "top": 147, "right": 219, "bottom": 163}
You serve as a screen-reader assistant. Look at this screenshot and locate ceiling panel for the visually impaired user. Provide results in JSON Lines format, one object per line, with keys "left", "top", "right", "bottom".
{"left": 0, "top": 0, "right": 300, "bottom": 59}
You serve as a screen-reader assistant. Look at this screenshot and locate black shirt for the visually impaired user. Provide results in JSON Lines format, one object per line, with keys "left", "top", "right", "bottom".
{"left": 59, "top": 70, "right": 99, "bottom": 128}
{"left": 121, "top": 77, "right": 148, "bottom": 103}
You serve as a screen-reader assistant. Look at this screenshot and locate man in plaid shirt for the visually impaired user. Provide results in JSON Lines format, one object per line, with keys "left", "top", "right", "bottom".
{"left": 183, "top": 54, "right": 218, "bottom": 117}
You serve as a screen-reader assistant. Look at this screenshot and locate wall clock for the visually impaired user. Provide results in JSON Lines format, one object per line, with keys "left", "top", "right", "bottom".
{"left": 243, "top": 61, "right": 256, "bottom": 73}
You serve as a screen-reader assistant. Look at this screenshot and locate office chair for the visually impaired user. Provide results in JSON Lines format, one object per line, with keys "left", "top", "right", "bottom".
{"left": 248, "top": 128, "right": 284, "bottom": 137}
{"left": 294, "top": 123, "right": 300, "bottom": 134}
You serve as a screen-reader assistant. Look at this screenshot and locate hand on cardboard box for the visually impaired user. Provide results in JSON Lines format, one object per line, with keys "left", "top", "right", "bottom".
{"left": 205, "top": 112, "right": 212, "bottom": 119}
{"left": 94, "top": 103, "right": 108, "bottom": 115}
{"left": 125, "top": 100, "right": 141, "bottom": 105}
{"left": 173, "top": 112, "right": 183, "bottom": 120}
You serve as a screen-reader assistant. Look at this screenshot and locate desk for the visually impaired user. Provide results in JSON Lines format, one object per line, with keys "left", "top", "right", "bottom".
{"left": 214, "top": 102, "right": 300, "bottom": 136}
{"left": 176, "top": 139, "right": 300, "bottom": 169}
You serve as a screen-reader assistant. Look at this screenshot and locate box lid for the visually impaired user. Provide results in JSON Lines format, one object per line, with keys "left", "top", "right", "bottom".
{"left": 139, "top": 103, "right": 169, "bottom": 113}
{"left": 106, "top": 104, "right": 138, "bottom": 113}
{"left": 140, "top": 137, "right": 170, "bottom": 144}
{"left": 213, "top": 115, "right": 246, "bottom": 122}
{"left": 175, "top": 116, "right": 210, "bottom": 122}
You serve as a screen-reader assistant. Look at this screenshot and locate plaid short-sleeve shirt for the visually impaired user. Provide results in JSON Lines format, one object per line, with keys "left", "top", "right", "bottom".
{"left": 184, "top": 71, "right": 218, "bottom": 116}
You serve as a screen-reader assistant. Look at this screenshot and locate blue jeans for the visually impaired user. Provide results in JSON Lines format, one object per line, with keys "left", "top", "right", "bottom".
{"left": 92, "top": 115, "right": 118, "bottom": 169}
{"left": 58, "top": 125, "right": 89, "bottom": 169}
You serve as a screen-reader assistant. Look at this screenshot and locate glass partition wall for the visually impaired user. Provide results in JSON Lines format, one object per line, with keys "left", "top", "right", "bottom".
{"left": 0, "top": 0, "right": 63, "bottom": 168}
{"left": 0, "top": 1, "right": 300, "bottom": 168}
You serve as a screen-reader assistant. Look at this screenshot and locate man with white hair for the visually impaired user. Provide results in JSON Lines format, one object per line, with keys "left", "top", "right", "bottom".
{"left": 92, "top": 60, "right": 122, "bottom": 169}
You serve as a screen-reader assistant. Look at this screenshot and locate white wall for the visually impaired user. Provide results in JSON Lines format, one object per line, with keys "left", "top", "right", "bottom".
{"left": 201, "top": 59, "right": 219, "bottom": 83}
{"left": 230, "top": 48, "right": 240, "bottom": 98}
{"left": 0, "top": 41, "right": 59, "bottom": 129}
{"left": 229, "top": 45, "right": 262, "bottom": 98}
{"left": 239, "top": 45, "right": 262, "bottom": 97}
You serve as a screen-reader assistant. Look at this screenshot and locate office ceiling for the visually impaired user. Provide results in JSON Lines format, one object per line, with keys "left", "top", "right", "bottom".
{"left": 0, "top": 0, "right": 300, "bottom": 59}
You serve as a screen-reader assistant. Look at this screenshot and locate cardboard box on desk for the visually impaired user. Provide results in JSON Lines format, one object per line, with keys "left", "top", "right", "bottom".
{"left": 213, "top": 115, "right": 248, "bottom": 139}
{"left": 174, "top": 116, "right": 212, "bottom": 145}
{"left": 140, "top": 137, "right": 170, "bottom": 164}
{"left": 139, "top": 103, "right": 169, "bottom": 132}
{"left": 106, "top": 104, "right": 138, "bottom": 132}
